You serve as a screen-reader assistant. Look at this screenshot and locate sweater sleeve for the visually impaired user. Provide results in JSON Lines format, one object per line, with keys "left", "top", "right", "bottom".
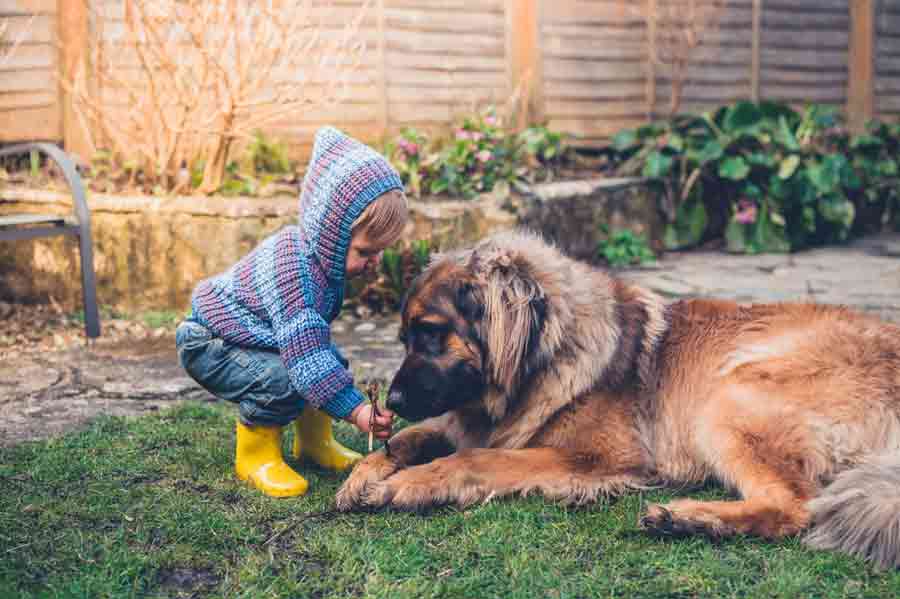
{"left": 330, "top": 342, "right": 350, "bottom": 369}
{"left": 272, "top": 307, "right": 365, "bottom": 420}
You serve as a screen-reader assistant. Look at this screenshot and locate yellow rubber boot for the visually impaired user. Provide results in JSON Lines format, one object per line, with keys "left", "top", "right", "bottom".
{"left": 292, "top": 405, "right": 363, "bottom": 472}
{"left": 235, "top": 421, "right": 308, "bottom": 498}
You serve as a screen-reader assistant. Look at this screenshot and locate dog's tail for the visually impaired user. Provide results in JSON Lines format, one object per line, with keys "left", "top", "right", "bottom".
{"left": 804, "top": 451, "right": 900, "bottom": 570}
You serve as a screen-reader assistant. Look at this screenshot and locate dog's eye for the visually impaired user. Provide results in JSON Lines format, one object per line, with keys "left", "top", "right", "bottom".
{"left": 414, "top": 325, "right": 445, "bottom": 355}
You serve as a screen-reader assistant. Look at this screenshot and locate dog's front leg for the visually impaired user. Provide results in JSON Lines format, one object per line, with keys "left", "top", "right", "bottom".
{"left": 358, "top": 447, "right": 651, "bottom": 511}
{"left": 335, "top": 416, "right": 458, "bottom": 511}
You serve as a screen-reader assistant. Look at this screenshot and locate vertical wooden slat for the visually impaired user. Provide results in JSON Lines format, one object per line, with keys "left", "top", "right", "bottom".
{"left": 645, "top": 0, "right": 657, "bottom": 121}
{"left": 506, "top": 0, "right": 543, "bottom": 128}
{"left": 375, "top": 0, "right": 388, "bottom": 139}
{"left": 847, "top": 0, "right": 875, "bottom": 133}
{"left": 750, "top": 0, "right": 761, "bottom": 102}
{"left": 57, "top": 0, "right": 91, "bottom": 159}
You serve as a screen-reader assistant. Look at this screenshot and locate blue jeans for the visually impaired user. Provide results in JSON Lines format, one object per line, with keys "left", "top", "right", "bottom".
{"left": 176, "top": 320, "right": 305, "bottom": 426}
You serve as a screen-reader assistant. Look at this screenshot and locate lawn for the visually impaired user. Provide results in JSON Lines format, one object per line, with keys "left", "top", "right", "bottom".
{"left": 2, "top": 402, "right": 899, "bottom": 598}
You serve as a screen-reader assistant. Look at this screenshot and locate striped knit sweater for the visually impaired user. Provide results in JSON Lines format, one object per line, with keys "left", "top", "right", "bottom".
{"left": 189, "top": 127, "right": 403, "bottom": 419}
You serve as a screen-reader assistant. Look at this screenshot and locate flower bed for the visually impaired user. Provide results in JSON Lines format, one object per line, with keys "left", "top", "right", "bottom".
{"left": 612, "top": 100, "right": 900, "bottom": 254}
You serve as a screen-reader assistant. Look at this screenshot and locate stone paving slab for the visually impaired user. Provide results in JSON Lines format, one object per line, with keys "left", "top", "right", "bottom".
{"left": 2, "top": 233, "right": 898, "bottom": 445}
{"left": 620, "top": 233, "right": 900, "bottom": 323}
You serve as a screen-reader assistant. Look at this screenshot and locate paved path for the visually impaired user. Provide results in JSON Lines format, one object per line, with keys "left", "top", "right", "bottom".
{"left": 2, "top": 233, "right": 898, "bottom": 445}
{"left": 622, "top": 233, "right": 900, "bottom": 322}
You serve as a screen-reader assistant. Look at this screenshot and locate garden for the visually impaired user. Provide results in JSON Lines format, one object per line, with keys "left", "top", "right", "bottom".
{"left": 4, "top": 98, "right": 900, "bottom": 598}
{"left": 3, "top": 1, "right": 900, "bottom": 597}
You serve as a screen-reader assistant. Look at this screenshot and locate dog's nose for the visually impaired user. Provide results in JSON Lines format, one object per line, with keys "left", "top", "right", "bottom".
{"left": 386, "top": 389, "right": 404, "bottom": 412}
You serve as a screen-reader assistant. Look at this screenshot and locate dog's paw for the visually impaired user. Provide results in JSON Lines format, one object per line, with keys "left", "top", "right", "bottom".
{"left": 639, "top": 501, "right": 734, "bottom": 541}
{"left": 335, "top": 451, "right": 400, "bottom": 512}
{"left": 358, "top": 468, "right": 449, "bottom": 512}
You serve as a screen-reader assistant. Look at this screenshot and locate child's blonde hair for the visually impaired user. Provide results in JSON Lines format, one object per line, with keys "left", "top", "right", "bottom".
{"left": 352, "top": 190, "right": 408, "bottom": 248}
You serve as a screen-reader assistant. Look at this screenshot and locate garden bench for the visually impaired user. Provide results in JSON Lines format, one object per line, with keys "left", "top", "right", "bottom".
{"left": 0, "top": 142, "right": 100, "bottom": 339}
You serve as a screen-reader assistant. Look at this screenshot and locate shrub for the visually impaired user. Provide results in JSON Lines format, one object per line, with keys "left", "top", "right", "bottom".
{"left": 355, "top": 239, "right": 433, "bottom": 313}
{"left": 596, "top": 226, "right": 656, "bottom": 268}
{"left": 388, "top": 107, "right": 570, "bottom": 200}
{"left": 612, "top": 101, "right": 899, "bottom": 253}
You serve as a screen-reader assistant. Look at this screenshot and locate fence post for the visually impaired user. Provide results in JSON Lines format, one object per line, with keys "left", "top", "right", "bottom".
{"left": 750, "top": 0, "right": 761, "bottom": 102}
{"left": 645, "top": 0, "right": 657, "bottom": 120}
{"left": 57, "top": 0, "right": 92, "bottom": 161}
{"left": 847, "top": 0, "right": 875, "bottom": 133}
{"left": 506, "top": 0, "right": 544, "bottom": 128}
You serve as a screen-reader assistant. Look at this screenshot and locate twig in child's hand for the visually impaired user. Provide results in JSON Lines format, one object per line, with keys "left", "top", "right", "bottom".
{"left": 366, "top": 381, "right": 381, "bottom": 452}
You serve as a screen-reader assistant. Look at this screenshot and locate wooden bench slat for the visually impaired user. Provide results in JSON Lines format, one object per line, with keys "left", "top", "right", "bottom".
{"left": 0, "top": 213, "right": 68, "bottom": 227}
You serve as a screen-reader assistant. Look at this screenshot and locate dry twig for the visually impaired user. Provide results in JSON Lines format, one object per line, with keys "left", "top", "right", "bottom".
{"left": 366, "top": 381, "right": 381, "bottom": 453}
{"left": 620, "top": 0, "right": 725, "bottom": 116}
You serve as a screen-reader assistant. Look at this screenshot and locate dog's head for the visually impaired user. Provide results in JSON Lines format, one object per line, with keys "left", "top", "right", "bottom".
{"left": 386, "top": 240, "right": 552, "bottom": 422}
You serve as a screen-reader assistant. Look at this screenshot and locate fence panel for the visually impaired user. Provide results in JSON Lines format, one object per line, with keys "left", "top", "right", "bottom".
{"left": 384, "top": 0, "right": 509, "bottom": 133}
{"left": 5, "top": 1, "right": 900, "bottom": 154}
{"left": 0, "top": 1, "right": 60, "bottom": 142}
{"left": 876, "top": 0, "right": 900, "bottom": 118}
{"left": 541, "top": 0, "right": 648, "bottom": 143}
{"left": 652, "top": 0, "right": 754, "bottom": 117}
{"left": 760, "top": 0, "right": 850, "bottom": 108}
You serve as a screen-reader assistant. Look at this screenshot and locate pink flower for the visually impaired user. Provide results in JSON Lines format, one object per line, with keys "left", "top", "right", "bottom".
{"left": 476, "top": 149, "right": 492, "bottom": 163}
{"left": 455, "top": 128, "right": 470, "bottom": 141}
{"left": 484, "top": 115, "right": 498, "bottom": 127}
{"left": 734, "top": 199, "right": 757, "bottom": 225}
{"left": 471, "top": 132, "right": 484, "bottom": 142}
{"left": 398, "top": 139, "right": 419, "bottom": 156}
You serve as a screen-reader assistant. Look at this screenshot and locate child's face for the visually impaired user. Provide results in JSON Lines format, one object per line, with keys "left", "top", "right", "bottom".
{"left": 346, "top": 227, "right": 386, "bottom": 278}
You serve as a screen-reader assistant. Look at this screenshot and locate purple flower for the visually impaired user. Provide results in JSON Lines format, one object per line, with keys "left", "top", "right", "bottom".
{"left": 734, "top": 199, "right": 757, "bottom": 225}
{"left": 476, "top": 149, "right": 492, "bottom": 163}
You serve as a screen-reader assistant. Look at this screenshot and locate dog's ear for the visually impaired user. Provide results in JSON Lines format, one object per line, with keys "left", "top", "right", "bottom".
{"left": 481, "top": 249, "right": 546, "bottom": 394}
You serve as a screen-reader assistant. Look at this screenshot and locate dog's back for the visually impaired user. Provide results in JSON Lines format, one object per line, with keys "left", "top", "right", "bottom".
{"left": 648, "top": 298, "right": 900, "bottom": 568}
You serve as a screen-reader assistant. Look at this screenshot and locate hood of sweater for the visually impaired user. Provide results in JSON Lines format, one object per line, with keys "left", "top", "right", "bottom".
{"left": 298, "top": 127, "right": 403, "bottom": 282}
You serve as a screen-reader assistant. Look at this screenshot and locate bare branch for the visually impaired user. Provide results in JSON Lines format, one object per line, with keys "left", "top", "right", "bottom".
{"left": 620, "top": 0, "right": 725, "bottom": 116}
{"left": 62, "top": 0, "right": 368, "bottom": 194}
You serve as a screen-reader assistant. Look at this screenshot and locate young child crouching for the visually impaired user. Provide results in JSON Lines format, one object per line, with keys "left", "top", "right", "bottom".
{"left": 176, "top": 127, "right": 404, "bottom": 497}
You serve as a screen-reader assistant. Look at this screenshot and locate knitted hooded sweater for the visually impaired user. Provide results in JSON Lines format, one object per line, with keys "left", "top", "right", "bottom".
{"left": 190, "top": 127, "right": 403, "bottom": 419}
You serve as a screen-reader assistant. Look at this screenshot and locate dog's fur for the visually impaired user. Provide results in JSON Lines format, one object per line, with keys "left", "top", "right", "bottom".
{"left": 336, "top": 230, "right": 900, "bottom": 569}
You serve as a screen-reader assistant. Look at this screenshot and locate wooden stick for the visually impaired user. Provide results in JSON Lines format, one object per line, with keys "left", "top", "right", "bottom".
{"left": 366, "top": 381, "right": 381, "bottom": 452}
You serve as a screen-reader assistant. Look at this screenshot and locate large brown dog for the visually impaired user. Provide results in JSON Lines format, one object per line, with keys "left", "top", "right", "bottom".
{"left": 336, "top": 230, "right": 900, "bottom": 569}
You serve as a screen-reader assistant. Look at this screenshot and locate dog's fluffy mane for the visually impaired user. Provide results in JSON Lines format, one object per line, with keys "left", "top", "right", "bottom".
{"left": 431, "top": 229, "right": 668, "bottom": 437}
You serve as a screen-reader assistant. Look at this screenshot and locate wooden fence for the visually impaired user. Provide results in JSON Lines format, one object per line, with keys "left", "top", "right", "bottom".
{"left": 1, "top": 0, "right": 899, "bottom": 159}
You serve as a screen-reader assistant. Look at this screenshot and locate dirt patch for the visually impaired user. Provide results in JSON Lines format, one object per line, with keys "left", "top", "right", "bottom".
{"left": 0, "top": 303, "right": 212, "bottom": 445}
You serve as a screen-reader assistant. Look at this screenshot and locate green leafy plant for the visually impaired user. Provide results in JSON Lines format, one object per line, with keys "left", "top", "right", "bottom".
{"left": 847, "top": 120, "right": 900, "bottom": 232}
{"left": 597, "top": 226, "right": 656, "bottom": 268}
{"left": 243, "top": 130, "right": 292, "bottom": 176}
{"left": 611, "top": 100, "right": 894, "bottom": 253}
{"left": 355, "top": 239, "right": 434, "bottom": 313}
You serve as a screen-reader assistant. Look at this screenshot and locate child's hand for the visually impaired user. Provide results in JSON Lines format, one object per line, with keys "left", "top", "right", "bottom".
{"left": 348, "top": 403, "right": 394, "bottom": 440}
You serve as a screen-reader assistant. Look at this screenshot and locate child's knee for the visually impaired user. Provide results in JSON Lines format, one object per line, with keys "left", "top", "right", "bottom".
{"left": 175, "top": 321, "right": 214, "bottom": 371}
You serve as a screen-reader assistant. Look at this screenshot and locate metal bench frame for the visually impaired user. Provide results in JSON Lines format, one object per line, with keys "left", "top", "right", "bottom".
{"left": 0, "top": 142, "right": 100, "bottom": 338}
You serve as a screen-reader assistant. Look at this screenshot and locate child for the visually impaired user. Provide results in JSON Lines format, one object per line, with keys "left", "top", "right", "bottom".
{"left": 176, "top": 127, "right": 403, "bottom": 497}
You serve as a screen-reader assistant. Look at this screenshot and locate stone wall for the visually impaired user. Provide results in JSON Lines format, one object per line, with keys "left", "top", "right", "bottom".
{"left": 0, "top": 178, "right": 659, "bottom": 312}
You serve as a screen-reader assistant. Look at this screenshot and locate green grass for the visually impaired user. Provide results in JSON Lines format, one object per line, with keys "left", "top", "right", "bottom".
{"left": 139, "top": 310, "right": 184, "bottom": 329}
{"left": 2, "top": 403, "right": 898, "bottom": 598}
